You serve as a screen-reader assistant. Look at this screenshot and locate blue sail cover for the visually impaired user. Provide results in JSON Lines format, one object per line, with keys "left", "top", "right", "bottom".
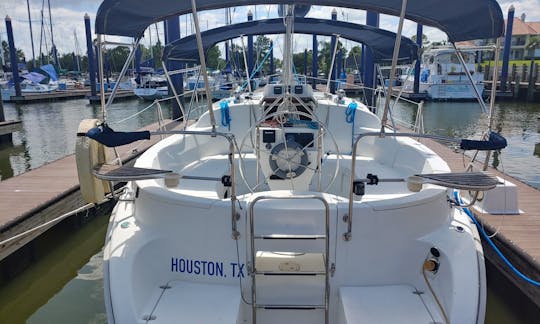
{"left": 20, "top": 72, "right": 46, "bottom": 83}
{"left": 95, "top": 0, "right": 504, "bottom": 42}
{"left": 162, "top": 18, "right": 418, "bottom": 63}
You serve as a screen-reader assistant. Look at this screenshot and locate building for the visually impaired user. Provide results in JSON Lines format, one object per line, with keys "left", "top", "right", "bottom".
{"left": 506, "top": 14, "right": 540, "bottom": 60}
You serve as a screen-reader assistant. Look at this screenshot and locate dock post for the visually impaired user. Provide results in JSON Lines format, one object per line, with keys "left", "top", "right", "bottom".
{"left": 84, "top": 14, "right": 97, "bottom": 98}
{"left": 312, "top": 35, "right": 318, "bottom": 89}
{"left": 364, "top": 11, "right": 379, "bottom": 107}
{"left": 164, "top": 17, "right": 184, "bottom": 121}
{"left": 247, "top": 10, "right": 254, "bottom": 79}
{"left": 0, "top": 87, "right": 4, "bottom": 122}
{"left": 413, "top": 24, "right": 423, "bottom": 94}
{"left": 501, "top": 5, "right": 515, "bottom": 92}
{"left": 304, "top": 48, "right": 308, "bottom": 77}
{"left": 337, "top": 49, "right": 343, "bottom": 87}
{"left": 5, "top": 16, "right": 21, "bottom": 98}
{"left": 135, "top": 45, "right": 142, "bottom": 86}
{"left": 330, "top": 9, "right": 337, "bottom": 94}
{"left": 269, "top": 41, "right": 275, "bottom": 79}
{"left": 527, "top": 62, "right": 537, "bottom": 101}
{"left": 513, "top": 74, "right": 521, "bottom": 99}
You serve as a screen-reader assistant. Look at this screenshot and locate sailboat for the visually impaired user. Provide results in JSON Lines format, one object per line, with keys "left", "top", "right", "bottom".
{"left": 78, "top": 1, "right": 506, "bottom": 323}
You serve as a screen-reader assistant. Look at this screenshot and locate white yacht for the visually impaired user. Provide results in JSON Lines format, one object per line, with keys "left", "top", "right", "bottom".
{"left": 402, "top": 47, "right": 485, "bottom": 100}
{"left": 78, "top": 1, "right": 506, "bottom": 323}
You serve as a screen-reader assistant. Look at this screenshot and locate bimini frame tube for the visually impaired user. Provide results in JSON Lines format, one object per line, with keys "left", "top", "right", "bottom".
{"left": 161, "top": 61, "right": 186, "bottom": 119}
{"left": 380, "top": 0, "right": 408, "bottom": 133}
{"left": 190, "top": 0, "right": 216, "bottom": 130}
{"left": 325, "top": 34, "right": 340, "bottom": 93}
{"left": 451, "top": 42, "right": 488, "bottom": 114}
{"left": 104, "top": 38, "right": 141, "bottom": 113}
{"left": 483, "top": 37, "right": 502, "bottom": 171}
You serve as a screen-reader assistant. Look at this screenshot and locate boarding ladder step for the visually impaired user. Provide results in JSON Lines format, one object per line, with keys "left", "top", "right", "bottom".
{"left": 249, "top": 195, "right": 330, "bottom": 324}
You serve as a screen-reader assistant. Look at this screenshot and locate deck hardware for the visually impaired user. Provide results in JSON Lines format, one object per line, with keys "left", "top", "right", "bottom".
{"left": 330, "top": 263, "right": 336, "bottom": 277}
{"left": 221, "top": 175, "right": 232, "bottom": 187}
{"left": 412, "top": 289, "right": 425, "bottom": 295}
{"left": 455, "top": 226, "right": 465, "bottom": 233}
{"left": 423, "top": 259, "right": 440, "bottom": 273}
{"left": 430, "top": 247, "right": 440, "bottom": 258}
{"left": 142, "top": 315, "right": 156, "bottom": 321}
{"left": 366, "top": 173, "right": 379, "bottom": 185}
{"left": 120, "top": 222, "right": 130, "bottom": 229}
{"left": 159, "top": 284, "right": 171, "bottom": 289}
{"left": 353, "top": 181, "right": 365, "bottom": 196}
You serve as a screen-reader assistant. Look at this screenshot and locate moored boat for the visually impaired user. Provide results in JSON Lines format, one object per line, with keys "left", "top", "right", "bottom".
{"left": 401, "top": 47, "right": 485, "bottom": 100}
{"left": 79, "top": 1, "right": 506, "bottom": 323}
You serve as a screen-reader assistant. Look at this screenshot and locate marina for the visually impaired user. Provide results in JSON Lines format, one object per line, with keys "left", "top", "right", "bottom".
{"left": 1, "top": 0, "right": 540, "bottom": 323}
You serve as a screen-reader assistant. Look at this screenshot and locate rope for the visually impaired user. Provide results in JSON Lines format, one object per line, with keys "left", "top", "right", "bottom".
{"left": 220, "top": 100, "right": 231, "bottom": 128}
{"left": 346, "top": 101, "right": 357, "bottom": 150}
{"left": 240, "top": 42, "right": 274, "bottom": 91}
{"left": 0, "top": 202, "right": 95, "bottom": 246}
{"left": 422, "top": 266, "right": 450, "bottom": 324}
{"left": 453, "top": 191, "right": 540, "bottom": 287}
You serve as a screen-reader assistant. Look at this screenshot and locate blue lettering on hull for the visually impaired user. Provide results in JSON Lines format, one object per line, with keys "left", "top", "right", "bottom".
{"left": 171, "top": 257, "right": 245, "bottom": 278}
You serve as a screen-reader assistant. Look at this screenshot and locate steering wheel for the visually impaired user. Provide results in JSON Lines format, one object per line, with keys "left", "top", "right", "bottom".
{"left": 237, "top": 107, "right": 341, "bottom": 193}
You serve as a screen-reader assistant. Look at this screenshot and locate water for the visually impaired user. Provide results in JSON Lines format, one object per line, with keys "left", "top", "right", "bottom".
{"left": 0, "top": 99, "right": 173, "bottom": 180}
{"left": 0, "top": 98, "right": 539, "bottom": 323}
{"left": 389, "top": 100, "right": 540, "bottom": 189}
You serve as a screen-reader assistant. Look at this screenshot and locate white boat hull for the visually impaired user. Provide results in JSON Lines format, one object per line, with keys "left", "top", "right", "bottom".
{"left": 103, "top": 85, "right": 486, "bottom": 323}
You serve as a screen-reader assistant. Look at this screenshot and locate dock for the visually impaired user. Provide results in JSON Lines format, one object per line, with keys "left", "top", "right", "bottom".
{"left": 0, "top": 121, "right": 22, "bottom": 136}
{"left": 3, "top": 89, "right": 136, "bottom": 104}
{"left": 0, "top": 120, "right": 184, "bottom": 262}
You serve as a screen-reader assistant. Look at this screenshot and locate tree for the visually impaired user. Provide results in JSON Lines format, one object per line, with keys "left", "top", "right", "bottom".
{"left": 318, "top": 40, "right": 347, "bottom": 76}
{"left": 525, "top": 36, "right": 540, "bottom": 60}
{"left": 254, "top": 35, "right": 272, "bottom": 74}
{"left": 411, "top": 33, "right": 430, "bottom": 46}
{"left": 1, "top": 40, "right": 26, "bottom": 69}
{"left": 292, "top": 50, "right": 313, "bottom": 75}
{"left": 206, "top": 45, "right": 223, "bottom": 69}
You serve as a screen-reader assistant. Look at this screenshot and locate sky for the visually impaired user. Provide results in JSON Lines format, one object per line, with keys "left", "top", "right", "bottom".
{"left": 0, "top": 0, "right": 539, "bottom": 63}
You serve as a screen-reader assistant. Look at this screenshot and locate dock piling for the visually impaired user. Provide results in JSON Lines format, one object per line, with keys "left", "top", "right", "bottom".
{"left": 84, "top": 14, "right": 97, "bottom": 97}
{"left": 413, "top": 24, "right": 423, "bottom": 94}
{"left": 500, "top": 5, "right": 515, "bottom": 92}
{"left": 5, "top": 16, "right": 21, "bottom": 98}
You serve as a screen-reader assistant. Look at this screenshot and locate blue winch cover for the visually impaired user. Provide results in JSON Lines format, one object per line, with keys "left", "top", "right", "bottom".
{"left": 95, "top": 0, "right": 504, "bottom": 42}
{"left": 163, "top": 18, "right": 418, "bottom": 63}
{"left": 459, "top": 132, "right": 507, "bottom": 151}
{"left": 86, "top": 124, "right": 151, "bottom": 147}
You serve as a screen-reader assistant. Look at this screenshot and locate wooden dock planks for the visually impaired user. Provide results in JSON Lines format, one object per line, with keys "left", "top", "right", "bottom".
{"left": 0, "top": 120, "right": 184, "bottom": 260}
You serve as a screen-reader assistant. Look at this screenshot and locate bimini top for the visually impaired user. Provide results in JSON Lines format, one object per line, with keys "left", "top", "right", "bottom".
{"left": 95, "top": 0, "right": 504, "bottom": 42}
{"left": 162, "top": 18, "right": 418, "bottom": 63}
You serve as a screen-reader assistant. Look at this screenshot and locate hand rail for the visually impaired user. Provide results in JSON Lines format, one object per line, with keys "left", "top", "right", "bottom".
{"left": 344, "top": 131, "right": 460, "bottom": 241}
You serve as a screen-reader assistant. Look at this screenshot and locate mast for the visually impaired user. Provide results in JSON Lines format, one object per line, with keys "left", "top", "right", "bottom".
{"left": 47, "top": 0, "right": 59, "bottom": 67}
{"left": 26, "top": 0, "right": 36, "bottom": 65}
{"left": 282, "top": 5, "right": 294, "bottom": 86}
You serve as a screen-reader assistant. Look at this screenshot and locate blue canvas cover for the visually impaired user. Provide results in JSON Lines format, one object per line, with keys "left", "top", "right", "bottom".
{"left": 95, "top": 0, "right": 504, "bottom": 42}
{"left": 20, "top": 72, "right": 46, "bottom": 83}
{"left": 40, "top": 64, "right": 58, "bottom": 81}
{"left": 162, "top": 17, "right": 418, "bottom": 63}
